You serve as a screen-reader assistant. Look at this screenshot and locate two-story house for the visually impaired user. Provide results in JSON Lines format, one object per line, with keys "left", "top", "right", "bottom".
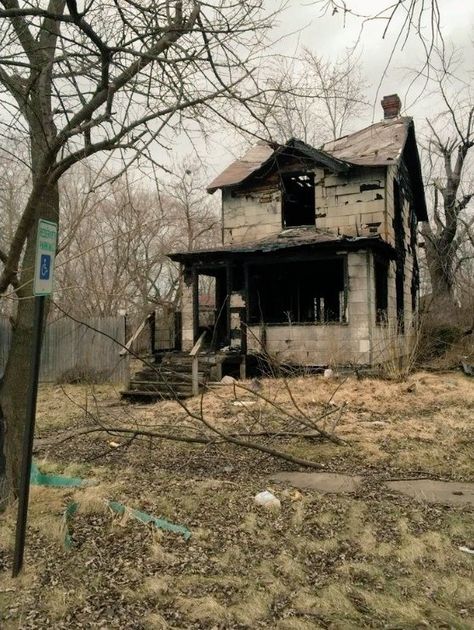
{"left": 169, "top": 94, "right": 427, "bottom": 373}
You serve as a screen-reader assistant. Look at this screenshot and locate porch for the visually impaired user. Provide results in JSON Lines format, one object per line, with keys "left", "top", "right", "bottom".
{"left": 170, "top": 230, "right": 396, "bottom": 367}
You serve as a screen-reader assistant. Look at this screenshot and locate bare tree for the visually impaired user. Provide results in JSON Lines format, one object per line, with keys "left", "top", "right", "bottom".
{"left": 55, "top": 160, "right": 219, "bottom": 319}
{"left": 0, "top": 0, "right": 279, "bottom": 502}
{"left": 419, "top": 50, "right": 474, "bottom": 316}
{"left": 255, "top": 49, "right": 367, "bottom": 144}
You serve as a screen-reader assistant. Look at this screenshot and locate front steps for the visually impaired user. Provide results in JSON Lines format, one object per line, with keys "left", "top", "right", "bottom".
{"left": 121, "top": 352, "right": 215, "bottom": 401}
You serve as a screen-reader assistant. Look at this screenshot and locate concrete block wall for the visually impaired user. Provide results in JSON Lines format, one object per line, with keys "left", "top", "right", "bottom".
{"left": 178, "top": 251, "right": 409, "bottom": 366}
{"left": 316, "top": 167, "right": 386, "bottom": 239}
{"left": 222, "top": 166, "right": 389, "bottom": 246}
{"left": 181, "top": 280, "right": 194, "bottom": 352}
{"left": 222, "top": 188, "right": 282, "bottom": 245}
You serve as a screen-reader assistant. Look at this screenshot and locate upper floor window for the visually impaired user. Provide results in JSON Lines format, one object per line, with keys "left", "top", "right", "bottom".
{"left": 281, "top": 171, "right": 315, "bottom": 227}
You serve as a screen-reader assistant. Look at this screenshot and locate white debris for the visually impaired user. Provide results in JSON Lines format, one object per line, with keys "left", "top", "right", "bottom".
{"left": 458, "top": 546, "right": 474, "bottom": 555}
{"left": 220, "top": 375, "right": 236, "bottom": 384}
{"left": 323, "top": 368, "right": 334, "bottom": 379}
{"left": 254, "top": 490, "right": 281, "bottom": 510}
{"left": 232, "top": 400, "right": 256, "bottom": 407}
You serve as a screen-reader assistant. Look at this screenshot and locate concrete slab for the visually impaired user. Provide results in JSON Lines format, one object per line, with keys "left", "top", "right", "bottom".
{"left": 386, "top": 480, "right": 474, "bottom": 506}
{"left": 269, "top": 472, "right": 362, "bottom": 494}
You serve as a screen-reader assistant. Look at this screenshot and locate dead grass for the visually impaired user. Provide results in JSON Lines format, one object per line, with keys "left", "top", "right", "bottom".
{"left": 1, "top": 371, "right": 473, "bottom": 628}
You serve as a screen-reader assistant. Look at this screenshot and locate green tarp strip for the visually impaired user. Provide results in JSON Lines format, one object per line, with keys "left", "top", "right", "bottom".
{"left": 30, "top": 462, "right": 86, "bottom": 487}
{"left": 29, "top": 462, "right": 191, "bottom": 543}
{"left": 108, "top": 501, "right": 191, "bottom": 540}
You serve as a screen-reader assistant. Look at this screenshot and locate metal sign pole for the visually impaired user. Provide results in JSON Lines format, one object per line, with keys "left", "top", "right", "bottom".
{"left": 12, "top": 294, "right": 45, "bottom": 577}
{"left": 11, "top": 217, "right": 57, "bottom": 577}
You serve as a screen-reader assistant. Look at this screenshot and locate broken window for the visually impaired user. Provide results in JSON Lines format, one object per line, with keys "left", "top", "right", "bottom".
{"left": 281, "top": 172, "right": 315, "bottom": 227}
{"left": 374, "top": 258, "right": 388, "bottom": 324}
{"left": 248, "top": 258, "right": 346, "bottom": 324}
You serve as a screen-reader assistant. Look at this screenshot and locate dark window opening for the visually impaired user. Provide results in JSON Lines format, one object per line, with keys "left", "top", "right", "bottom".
{"left": 248, "top": 258, "right": 346, "bottom": 324}
{"left": 281, "top": 172, "right": 315, "bottom": 227}
{"left": 375, "top": 258, "right": 388, "bottom": 324}
{"left": 232, "top": 266, "right": 244, "bottom": 292}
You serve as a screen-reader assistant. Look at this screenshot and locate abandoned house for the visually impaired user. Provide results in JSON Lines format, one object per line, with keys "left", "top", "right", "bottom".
{"left": 167, "top": 94, "right": 427, "bottom": 373}
{"left": 123, "top": 95, "right": 427, "bottom": 398}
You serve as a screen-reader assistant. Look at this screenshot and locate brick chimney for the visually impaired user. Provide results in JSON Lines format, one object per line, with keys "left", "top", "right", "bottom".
{"left": 381, "top": 94, "right": 401, "bottom": 119}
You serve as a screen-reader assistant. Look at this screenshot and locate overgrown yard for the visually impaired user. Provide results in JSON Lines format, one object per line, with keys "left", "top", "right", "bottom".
{"left": 1, "top": 371, "right": 473, "bottom": 629}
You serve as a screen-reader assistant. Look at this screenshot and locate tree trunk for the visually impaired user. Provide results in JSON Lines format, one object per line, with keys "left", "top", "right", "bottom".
{"left": 422, "top": 224, "right": 459, "bottom": 321}
{"left": 0, "top": 182, "right": 58, "bottom": 504}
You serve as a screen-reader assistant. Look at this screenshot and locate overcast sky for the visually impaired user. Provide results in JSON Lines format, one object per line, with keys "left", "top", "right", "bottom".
{"left": 274, "top": 0, "right": 473, "bottom": 112}
{"left": 197, "top": 0, "right": 474, "bottom": 181}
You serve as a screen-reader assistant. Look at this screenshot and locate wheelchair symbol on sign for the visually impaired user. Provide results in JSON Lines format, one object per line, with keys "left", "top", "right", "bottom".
{"left": 39, "top": 254, "right": 51, "bottom": 280}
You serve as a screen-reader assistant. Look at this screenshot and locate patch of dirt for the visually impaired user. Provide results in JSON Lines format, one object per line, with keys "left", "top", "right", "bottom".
{"left": 269, "top": 471, "right": 363, "bottom": 493}
{"left": 386, "top": 479, "right": 474, "bottom": 506}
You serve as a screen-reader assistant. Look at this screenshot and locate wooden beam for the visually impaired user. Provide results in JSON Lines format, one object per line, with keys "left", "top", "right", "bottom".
{"left": 226, "top": 263, "right": 232, "bottom": 346}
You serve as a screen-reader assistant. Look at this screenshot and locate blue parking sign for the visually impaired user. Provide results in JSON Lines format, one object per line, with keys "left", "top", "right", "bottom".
{"left": 34, "top": 219, "right": 57, "bottom": 295}
{"left": 39, "top": 254, "right": 51, "bottom": 280}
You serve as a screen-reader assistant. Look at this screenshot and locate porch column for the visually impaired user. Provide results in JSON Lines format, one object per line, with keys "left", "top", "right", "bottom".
{"left": 225, "top": 263, "right": 232, "bottom": 346}
{"left": 181, "top": 266, "right": 195, "bottom": 352}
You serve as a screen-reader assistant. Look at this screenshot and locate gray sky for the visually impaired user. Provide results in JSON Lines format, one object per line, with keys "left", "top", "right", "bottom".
{"left": 175, "top": 1, "right": 474, "bottom": 183}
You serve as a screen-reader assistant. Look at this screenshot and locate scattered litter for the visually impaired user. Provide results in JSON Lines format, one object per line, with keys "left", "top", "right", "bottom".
{"left": 323, "top": 368, "right": 334, "bottom": 379}
{"left": 108, "top": 441, "right": 121, "bottom": 448}
{"left": 458, "top": 546, "right": 474, "bottom": 555}
{"left": 406, "top": 382, "right": 417, "bottom": 393}
{"left": 30, "top": 462, "right": 90, "bottom": 488}
{"left": 221, "top": 375, "right": 236, "bottom": 384}
{"left": 232, "top": 400, "right": 256, "bottom": 407}
{"left": 254, "top": 490, "right": 281, "bottom": 510}
{"left": 108, "top": 501, "right": 191, "bottom": 540}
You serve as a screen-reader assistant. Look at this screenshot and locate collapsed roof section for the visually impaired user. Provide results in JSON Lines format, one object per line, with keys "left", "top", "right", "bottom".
{"left": 206, "top": 117, "right": 427, "bottom": 221}
{"left": 206, "top": 138, "right": 349, "bottom": 194}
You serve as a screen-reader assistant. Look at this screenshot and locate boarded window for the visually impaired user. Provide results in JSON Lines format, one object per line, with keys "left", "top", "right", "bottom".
{"left": 248, "top": 258, "right": 346, "bottom": 324}
{"left": 281, "top": 172, "right": 315, "bottom": 227}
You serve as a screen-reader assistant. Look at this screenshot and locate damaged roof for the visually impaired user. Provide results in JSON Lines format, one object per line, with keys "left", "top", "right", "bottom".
{"left": 321, "top": 117, "right": 412, "bottom": 166}
{"left": 206, "top": 117, "right": 427, "bottom": 221}
{"left": 169, "top": 228, "right": 394, "bottom": 264}
{"left": 207, "top": 138, "right": 349, "bottom": 193}
{"left": 208, "top": 117, "right": 415, "bottom": 189}
{"left": 207, "top": 141, "right": 276, "bottom": 194}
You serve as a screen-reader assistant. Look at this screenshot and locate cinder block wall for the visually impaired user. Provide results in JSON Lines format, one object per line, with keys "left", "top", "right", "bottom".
{"left": 181, "top": 280, "right": 194, "bottom": 352}
{"left": 222, "top": 166, "right": 389, "bottom": 245}
{"left": 222, "top": 188, "right": 281, "bottom": 244}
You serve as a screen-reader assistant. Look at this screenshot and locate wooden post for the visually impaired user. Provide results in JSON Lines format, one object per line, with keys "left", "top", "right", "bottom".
{"left": 192, "top": 355, "right": 199, "bottom": 396}
{"left": 225, "top": 263, "right": 232, "bottom": 346}
{"left": 189, "top": 331, "right": 206, "bottom": 397}
{"left": 192, "top": 267, "right": 199, "bottom": 344}
{"left": 240, "top": 354, "right": 246, "bottom": 380}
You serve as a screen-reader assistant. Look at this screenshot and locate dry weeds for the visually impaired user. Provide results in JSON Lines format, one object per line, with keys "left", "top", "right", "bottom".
{"left": 0, "top": 371, "right": 473, "bottom": 628}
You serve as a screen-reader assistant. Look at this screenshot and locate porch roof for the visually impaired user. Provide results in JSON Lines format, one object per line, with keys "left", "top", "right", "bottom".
{"left": 169, "top": 228, "right": 394, "bottom": 265}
